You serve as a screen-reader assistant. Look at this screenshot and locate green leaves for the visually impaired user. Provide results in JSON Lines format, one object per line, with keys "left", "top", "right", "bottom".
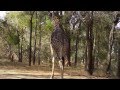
{"left": 7, "top": 34, "right": 20, "bottom": 45}
{"left": 45, "top": 16, "right": 53, "bottom": 31}
{"left": 6, "top": 11, "right": 29, "bottom": 29}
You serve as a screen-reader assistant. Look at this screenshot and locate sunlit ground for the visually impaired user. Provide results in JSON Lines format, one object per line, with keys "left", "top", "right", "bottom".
{"left": 0, "top": 59, "right": 110, "bottom": 79}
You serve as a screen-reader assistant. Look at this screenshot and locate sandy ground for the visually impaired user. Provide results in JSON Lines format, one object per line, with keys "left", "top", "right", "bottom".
{"left": 0, "top": 59, "right": 109, "bottom": 79}
{"left": 0, "top": 69, "right": 108, "bottom": 79}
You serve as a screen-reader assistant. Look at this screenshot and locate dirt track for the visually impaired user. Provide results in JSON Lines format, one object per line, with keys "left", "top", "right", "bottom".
{"left": 0, "top": 59, "right": 109, "bottom": 79}
{"left": 0, "top": 69, "right": 108, "bottom": 79}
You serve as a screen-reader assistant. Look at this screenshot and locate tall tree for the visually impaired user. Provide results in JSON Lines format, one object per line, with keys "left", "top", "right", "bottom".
{"left": 86, "top": 11, "right": 94, "bottom": 75}
{"left": 74, "top": 28, "right": 79, "bottom": 66}
{"left": 64, "top": 11, "right": 72, "bottom": 66}
{"left": 29, "top": 11, "right": 35, "bottom": 66}
{"left": 17, "top": 28, "right": 23, "bottom": 62}
{"left": 17, "top": 29, "right": 21, "bottom": 62}
{"left": 38, "top": 20, "right": 42, "bottom": 65}
{"left": 117, "top": 40, "right": 120, "bottom": 78}
{"left": 106, "top": 12, "right": 117, "bottom": 73}
{"left": 33, "top": 11, "right": 37, "bottom": 65}
{"left": 71, "top": 11, "right": 81, "bottom": 66}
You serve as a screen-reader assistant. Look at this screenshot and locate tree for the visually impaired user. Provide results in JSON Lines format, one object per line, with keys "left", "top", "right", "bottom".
{"left": 86, "top": 11, "right": 94, "bottom": 75}
{"left": 4, "top": 11, "right": 30, "bottom": 62}
{"left": 116, "top": 40, "right": 120, "bottom": 78}
{"left": 106, "top": 12, "right": 118, "bottom": 73}
{"left": 33, "top": 11, "right": 38, "bottom": 65}
{"left": 63, "top": 11, "right": 72, "bottom": 66}
{"left": 29, "top": 11, "right": 35, "bottom": 66}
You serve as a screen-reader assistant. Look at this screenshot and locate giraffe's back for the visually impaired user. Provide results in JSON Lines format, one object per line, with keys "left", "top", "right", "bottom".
{"left": 51, "top": 28, "right": 69, "bottom": 59}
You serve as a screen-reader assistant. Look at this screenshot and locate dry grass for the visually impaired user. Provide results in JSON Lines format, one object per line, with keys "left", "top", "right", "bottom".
{"left": 0, "top": 59, "right": 110, "bottom": 79}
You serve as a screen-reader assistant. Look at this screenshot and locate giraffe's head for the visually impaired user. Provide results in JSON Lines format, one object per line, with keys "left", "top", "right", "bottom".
{"left": 48, "top": 11, "right": 60, "bottom": 27}
{"left": 52, "top": 16, "right": 60, "bottom": 27}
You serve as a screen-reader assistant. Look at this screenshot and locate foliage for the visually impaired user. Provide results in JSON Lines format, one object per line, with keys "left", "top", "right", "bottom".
{"left": 7, "top": 34, "right": 20, "bottom": 45}
{"left": 44, "top": 16, "right": 54, "bottom": 31}
{"left": 0, "top": 11, "right": 120, "bottom": 78}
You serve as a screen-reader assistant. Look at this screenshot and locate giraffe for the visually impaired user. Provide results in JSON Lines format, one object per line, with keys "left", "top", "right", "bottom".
{"left": 50, "top": 12, "right": 71, "bottom": 79}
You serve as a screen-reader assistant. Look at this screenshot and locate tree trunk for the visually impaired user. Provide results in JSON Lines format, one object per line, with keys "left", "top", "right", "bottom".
{"left": 20, "top": 32, "right": 23, "bottom": 62}
{"left": 19, "top": 41, "right": 23, "bottom": 62}
{"left": 74, "top": 21, "right": 81, "bottom": 66}
{"left": 96, "top": 32, "right": 100, "bottom": 68}
{"left": 66, "top": 25, "right": 71, "bottom": 66}
{"left": 86, "top": 11, "right": 94, "bottom": 75}
{"left": 106, "top": 12, "right": 118, "bottom": 73}
{"left": 93, "top": 26, "right": 98, "bottom": 69}
{"left": 8, "top": 44, "right": 12, "bottom": 62}
{"left": 38, "top": 32, "right": 41, "bottom": 65}
{"left": 106, "top": 24, "right": 115, "bottom": 73}
{"left": 33, "top": 12, "right": 37, "bottom": 65}
{"left": 29, "top": 18, "right": 32, "bottom": 66}
{"left": 116, "top": 39, "right": 120, "bottom": 78}
{"left": 17, "top": 30, "right": 21, "bottom": 62}
{"left": 85, "top": 43, "right": 88, "bottom": 70}
{"left": 18, "top": 42, "right": 21, "bottom": 62}
{"left": 38, "top": 18, "right": 42, "bottom": 65}
{"left": 29, "top": 12, "right": 34, "bottom": 66}
{"left": 65, "top": 11, "right": 72, "bottom": 66}
{"left": 74, "top": 31, "right": 79, "bottom": 66}
{"left": 93, "top": 34, "right": 96, "bottom": 65}
{"left": 114, "top": 21, "right": 120, "bottom": 78}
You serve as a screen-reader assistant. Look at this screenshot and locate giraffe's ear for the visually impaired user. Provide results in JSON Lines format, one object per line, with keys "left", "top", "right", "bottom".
{"left": 48, "top": 12, "right": 57, "bottom": 21}
{"left": 51, "top": 11, "right": 61, "bottom": 19}
{"left": 54, "top": 12, "right": 59, "bottom": 17}
{"left": 48, "top": 12, "right": 52, "bottom": 18}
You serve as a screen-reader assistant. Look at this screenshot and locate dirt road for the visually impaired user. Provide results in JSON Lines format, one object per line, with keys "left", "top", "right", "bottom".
{"left": 0, "top": 69, "right": 108, "bottom": 79}
{"left": 0, "top": 59, "right": 109, "bottom": 79}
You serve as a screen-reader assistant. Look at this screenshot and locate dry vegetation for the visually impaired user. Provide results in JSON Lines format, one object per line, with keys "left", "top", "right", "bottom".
{"left": 0, "top": 59, "right": 110, "bottom": 79}
{"left": 0, "top": 11, "right": 119, "bottom": 79}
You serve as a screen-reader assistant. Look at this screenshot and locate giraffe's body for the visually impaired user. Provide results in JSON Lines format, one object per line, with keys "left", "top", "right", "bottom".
{"left": 51, "top": 26, "right": 69, "bottom": 61}
{"left": 50, "top": 15, "right": 71, "bottom": 79}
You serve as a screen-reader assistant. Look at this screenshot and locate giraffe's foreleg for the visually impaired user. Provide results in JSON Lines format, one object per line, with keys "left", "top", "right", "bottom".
{"left": 50, "top": 44, "right": 55, "bottom": 79}
{"left": 59, "top": 60, "right": 64, "bottom": 79}
{"left": 50, "top": 56, "right": 55, "bottom": 79}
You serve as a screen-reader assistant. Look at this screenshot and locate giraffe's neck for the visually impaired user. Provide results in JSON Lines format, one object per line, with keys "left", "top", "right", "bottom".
{"left": 53, "top": 20, "right": 64, "bottom": 32}
{"left": 54, "top": 23, "right": 60, "bottom": 30}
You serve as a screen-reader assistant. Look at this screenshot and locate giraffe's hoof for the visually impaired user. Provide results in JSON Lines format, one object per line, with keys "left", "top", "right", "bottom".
{"left": 61, "top": 77, "right": 63, "bottom": 79}
{"left": 50, "top": 76, "right": 54, "bottom": 79}
{"left": 50, "top": 77, "right": 53, "bottom": 79}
